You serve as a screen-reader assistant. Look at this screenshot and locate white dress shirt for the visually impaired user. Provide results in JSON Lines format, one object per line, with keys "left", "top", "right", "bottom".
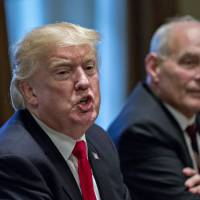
{"left": 32, "top": 114, "right": 100, "bottom": 200}
{"left": 165, "top": 103, "right": 200, "bottom": 172}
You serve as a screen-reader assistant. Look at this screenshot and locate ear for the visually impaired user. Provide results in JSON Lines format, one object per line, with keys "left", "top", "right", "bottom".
{"left": 18, "top": 80, "right": 38, "bottom": 106}
{"left": 145, "top": 53, "right": 160, "bottom": 83}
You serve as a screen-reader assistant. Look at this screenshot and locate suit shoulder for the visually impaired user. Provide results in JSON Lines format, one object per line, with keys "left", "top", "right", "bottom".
{"left": 87, "top": 123, "right": 106, "bottom": 134}
{"left": 86, "top": 124, "right": 116, "bottom": 152}
{"left": 87, "top": 124, "right": 112, "bottom": 143}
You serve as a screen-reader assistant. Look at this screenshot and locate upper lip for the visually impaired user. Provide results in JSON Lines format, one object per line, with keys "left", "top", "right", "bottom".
{"left": 188, "top": 89, "right": 200, "bottom": 93}
{"left": 76, "top": 94, "right": 93, "bottom": 104}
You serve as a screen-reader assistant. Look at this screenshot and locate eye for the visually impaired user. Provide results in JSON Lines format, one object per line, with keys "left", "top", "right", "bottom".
{"left": 86, "top": 64, "right": 95, "bottom": 70}
{"left": 183, "top": 59, "right": 197, "bottom": 65}
{"left": 84, "top": 61, "right": 97, "bottom": 75}
{"left": 179, "top": 55, "right": 200, "bottom": 69}
{"left": 56, "top": 70, "right": 69, "bottom": 75}
{"left": 53, "top": 66, "right": 71, "bottom": 80}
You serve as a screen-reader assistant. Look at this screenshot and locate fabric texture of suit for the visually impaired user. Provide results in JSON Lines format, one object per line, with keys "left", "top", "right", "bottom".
{"left": 0, "top": 109, "right": 131, "bottom": 200}
{"left": 108, "top": 82, "right": 200, "bottom": 200}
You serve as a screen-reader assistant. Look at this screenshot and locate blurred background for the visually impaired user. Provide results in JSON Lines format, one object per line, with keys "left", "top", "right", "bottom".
{"left": 1, "top": 0, "right": 200, "bottom": 130}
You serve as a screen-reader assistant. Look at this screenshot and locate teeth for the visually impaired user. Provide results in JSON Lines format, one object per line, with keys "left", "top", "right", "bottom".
{"left": 80, "top": 97, "right": 88, "bottom": 104}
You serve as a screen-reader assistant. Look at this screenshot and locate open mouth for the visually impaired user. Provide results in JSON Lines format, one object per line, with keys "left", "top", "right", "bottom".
{"left": 79, "top": 96, "right": 91, "bottom": 104}
{"left": 77, "top": 95, "right": 93, "bottom": 112}
{"left": 191, "top": 92, "right": 200, "bottom": 97}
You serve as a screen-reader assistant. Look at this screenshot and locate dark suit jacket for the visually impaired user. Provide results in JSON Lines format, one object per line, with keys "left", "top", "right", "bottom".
{"left": 0, "top": 109, "right": 131, "bottom": 200}
{"left": 108, "top": 82, "right": 200, "bottom": 200}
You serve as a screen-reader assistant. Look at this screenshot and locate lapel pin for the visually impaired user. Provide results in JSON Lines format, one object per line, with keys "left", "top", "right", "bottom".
{"left": 92, "top": 152, "right": 99, "bottom": 160}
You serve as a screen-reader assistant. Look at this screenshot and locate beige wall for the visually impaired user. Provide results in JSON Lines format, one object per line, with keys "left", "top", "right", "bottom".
{"left": 178, "top": 0, "right": 200, "bottom": 19}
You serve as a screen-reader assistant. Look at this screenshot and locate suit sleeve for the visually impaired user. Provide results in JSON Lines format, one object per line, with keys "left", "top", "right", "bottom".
{"left": 118, "top": 126, "right": 200, "bottom": 200}
{"left": 0, "top": 155, "right": 53, "bottom": 200}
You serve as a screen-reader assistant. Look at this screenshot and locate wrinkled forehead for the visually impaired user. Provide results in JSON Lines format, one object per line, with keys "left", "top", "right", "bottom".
{"left": 54, "top": 44, "right": 96, "bottom": 58}
{"left": 39, "top": 44, "right": 97, "bottom": 67}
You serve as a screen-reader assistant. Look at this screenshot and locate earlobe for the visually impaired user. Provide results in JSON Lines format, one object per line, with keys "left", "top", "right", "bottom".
{"left": 145, "top": 53, "right": 160, "bottom": 83}
{"left": 18, "top": 80, "right": 38, "bottom": 106}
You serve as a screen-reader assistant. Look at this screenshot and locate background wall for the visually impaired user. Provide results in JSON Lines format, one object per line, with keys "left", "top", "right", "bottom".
{"left": 178, "top": 0, "right": 200, "bottom": 18}
{"left": 1, "top": 0, "right": 200, "bottom": 130}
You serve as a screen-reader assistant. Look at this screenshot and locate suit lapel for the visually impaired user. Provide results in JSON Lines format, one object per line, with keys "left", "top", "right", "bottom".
{"left": 87, "top": 141, "right": 114, "bottom": 200}
{"left": 50, "top": 151, "right": 81, "bottom": 200}
{"left": 41, "top": 138, "right": 81, "bottom": 200}
{"left": 142, "top": 83, "right": 193, "bottom": 167}
{"left": 18, "top": 110, "right": 82, "bottom": 200}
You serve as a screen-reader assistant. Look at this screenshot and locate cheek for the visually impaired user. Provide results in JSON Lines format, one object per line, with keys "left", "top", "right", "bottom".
{"left": 37, "top": 83, "right": 70, "bottom": 105}
{"left": 168, "top": 69, "right": 191, "bottom": 90}
{"left": 159, "top": 67, "right": 184, "bottom": 88}
{"left": 158, "top": 68, "right": 191, "bottom": 102}
{"left": 91, "top": 78, "right": 100, "bottom": 105}
{"left": 92, "top": 78, "right": 100, "bottom": 93}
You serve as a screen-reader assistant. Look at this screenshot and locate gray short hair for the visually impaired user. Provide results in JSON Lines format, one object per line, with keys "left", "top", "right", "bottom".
{"left": 149, "top": 15, "right": 200, "bottom": 57}
{"left": 10, "top": 22, "right": 100, "bottom": 110}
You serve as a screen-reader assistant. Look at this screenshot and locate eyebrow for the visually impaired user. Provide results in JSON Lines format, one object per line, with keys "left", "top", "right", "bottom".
{"left": 84, "top": 52, "right": 96, "bottom": 60}
{"left": 48, "top": 59, "right": 72, "bottom": 69}
{"left": 180, "top": 52, "right": 200, "bottom": 58}
{"left": 48, "top": 52, "right": 97, "bottom": 69}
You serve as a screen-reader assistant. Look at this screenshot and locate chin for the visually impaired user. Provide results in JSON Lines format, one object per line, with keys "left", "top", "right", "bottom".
{"left": 82, "top": 115, "right": 97, "bottom": 125}
{"left": 182, "top": 104, "right": 200, "bottom": 117}
{"left": 191, "top": 106, "right": 200, "bottom": 114}
{"left": 75, "top": 112, "right": 97, "bottom": 125}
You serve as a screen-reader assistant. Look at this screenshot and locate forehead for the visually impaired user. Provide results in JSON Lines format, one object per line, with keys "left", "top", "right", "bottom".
{"left": 49, "top": 44, "right": 96, "bottom": 61}
{"left": 169, "top": 22, "right": 200, "bottom": 55}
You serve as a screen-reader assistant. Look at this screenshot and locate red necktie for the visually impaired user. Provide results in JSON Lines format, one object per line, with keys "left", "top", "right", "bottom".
{"left": 72, "top": 141, "right": 96, "bottom": 200}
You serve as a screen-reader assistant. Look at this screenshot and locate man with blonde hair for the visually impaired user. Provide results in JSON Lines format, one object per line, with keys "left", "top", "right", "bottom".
{"left": 0, "top": 22, "right": 131, "bottom": 200}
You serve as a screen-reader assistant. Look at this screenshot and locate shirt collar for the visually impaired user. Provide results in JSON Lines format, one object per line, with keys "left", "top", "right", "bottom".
{"left": 31, "top": 113, "right": 87, "bottom": 161}
{"left": 164, "top": 103, "right": 196, "bottom": 131}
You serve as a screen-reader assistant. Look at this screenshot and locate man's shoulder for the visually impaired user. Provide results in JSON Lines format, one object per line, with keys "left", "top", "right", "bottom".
{"left": 0, "top": 110, "right": 44, "bottom": 158}
{"left": 87, "top": 123, "right": 106, "bottom": 133}
{"left": 86, "top": 123, "right": 110, "bottom": 142}
{"left": 109, "top": 82, "right": 161, "bottom": 126}
{"left": 86, "top": 124, "right": 115, "bottom": 150}
{"left": 108, "top": 82, "right": 180, "bottom": 145}
{"left": 0, "top": 111, "right": 25, "bottom": 138}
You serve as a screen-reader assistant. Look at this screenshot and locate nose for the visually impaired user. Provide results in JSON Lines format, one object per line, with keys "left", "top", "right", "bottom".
{"left": 74, "top": 67, "right": 89, "bottom": 90}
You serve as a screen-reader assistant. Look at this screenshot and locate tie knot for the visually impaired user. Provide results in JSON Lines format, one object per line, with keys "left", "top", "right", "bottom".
{"left": 72, "top": 141, "right": 87, "bottom": 159}
{"left": 186, "top": 124, "right": 198, "bottom": 138}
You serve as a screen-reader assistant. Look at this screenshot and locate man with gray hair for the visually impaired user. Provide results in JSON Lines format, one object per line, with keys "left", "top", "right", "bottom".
{"left": 0, "top": 22, "right": 131, "bottom": 200}
{"left": 108, "top": 15, "right": 200, "bottom": 199}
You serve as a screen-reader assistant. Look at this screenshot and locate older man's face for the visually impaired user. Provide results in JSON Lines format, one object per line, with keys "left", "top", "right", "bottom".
{"left": 29, "top": 44, "right": 100, "bottom": 138}
{"left": 153, "top": 23, "right": 200, "bottom": 118}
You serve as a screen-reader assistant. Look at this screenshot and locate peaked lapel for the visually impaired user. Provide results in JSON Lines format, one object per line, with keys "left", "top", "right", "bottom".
{"left": 18, "top": 110, "right": 82, "bottom": 200}
{"left": 47, "top": 145, "right": 81, "bottom": 200}
{"left": 87, "top": 139, "right": 114, "bottom": 200}
{"left": 141, "top": 83, "right": 194, "bottom": 167}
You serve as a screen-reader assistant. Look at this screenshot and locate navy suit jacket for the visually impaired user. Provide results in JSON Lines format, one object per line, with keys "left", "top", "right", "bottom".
{"left": 0, "top": 109, "right": 131, "bottom": 200}
{"left": 108, "top": 82, "right": 200, "bottom": 200}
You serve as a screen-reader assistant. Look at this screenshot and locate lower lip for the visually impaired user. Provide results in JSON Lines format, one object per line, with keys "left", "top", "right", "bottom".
{"left": 77, "top": 101, "right": 93, "bottom": 112}
{"left": 189, "top": 91, "right": 200, "bottom": 97}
